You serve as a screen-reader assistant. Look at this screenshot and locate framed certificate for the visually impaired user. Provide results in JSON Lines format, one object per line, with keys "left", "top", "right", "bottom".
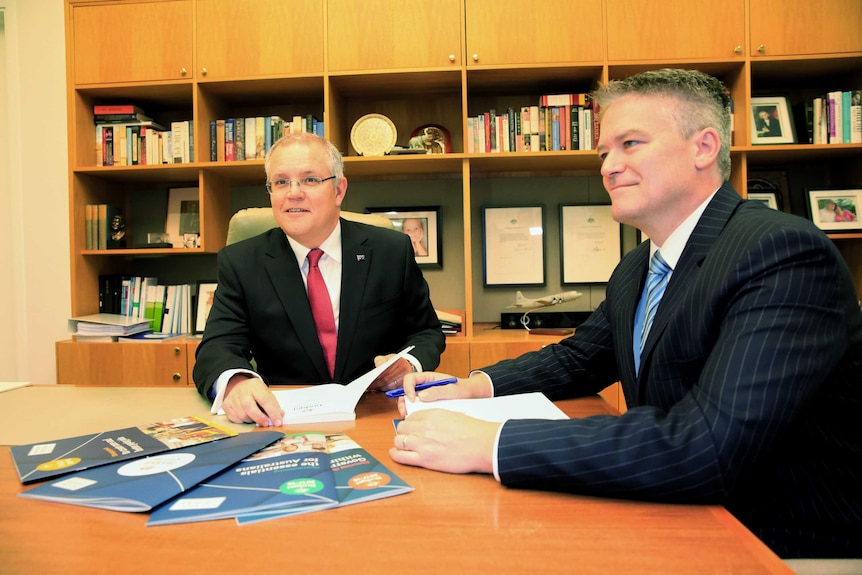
{"left": 560, "top": 204, "right": 621, "bottom": 284}
{"left": 482, "top": 205, "right": 545, "bottom": 287}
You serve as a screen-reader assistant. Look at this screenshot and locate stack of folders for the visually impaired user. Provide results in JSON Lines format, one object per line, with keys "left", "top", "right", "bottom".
{"left": 69, "top": 313, "right": 152, "bottom": 342}
{"left": 13, "top": 417, "right": 412, "bottom": 526}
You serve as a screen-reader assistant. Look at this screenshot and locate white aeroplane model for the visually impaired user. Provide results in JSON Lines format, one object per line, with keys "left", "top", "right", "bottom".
{"left": 504, "top": 290, "right": 583, "bottom": 310}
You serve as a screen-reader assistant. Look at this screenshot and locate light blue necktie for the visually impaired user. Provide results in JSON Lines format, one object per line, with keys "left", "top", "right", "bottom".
{"left": 639, "top": 250, "right": 672, "bottom": 353}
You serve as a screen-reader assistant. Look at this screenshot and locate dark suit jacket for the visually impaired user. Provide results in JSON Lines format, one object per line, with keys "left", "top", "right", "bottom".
{"left": 484, "top": 184, "right": 862, "bottom": 558}
{"left": 193, "top": 218, "right": 445, "bottom": 397}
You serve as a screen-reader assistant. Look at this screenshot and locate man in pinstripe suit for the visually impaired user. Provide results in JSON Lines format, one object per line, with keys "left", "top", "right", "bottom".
{"left": 391, "top": 69, "right": 862, "bottom": 558}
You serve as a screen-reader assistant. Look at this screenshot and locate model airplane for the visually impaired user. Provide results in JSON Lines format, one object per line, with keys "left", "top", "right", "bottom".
{"left": 504, "top": 290, "right": 583, "bottom": 310}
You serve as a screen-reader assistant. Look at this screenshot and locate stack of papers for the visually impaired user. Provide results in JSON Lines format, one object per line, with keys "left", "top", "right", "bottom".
{"left": 69, "top": 313, "right": 150, "bottom": 336}
{"left": 69, "top": 313, "right": 152, "bottom": 337}
{"left": 404, "top": 392, "right": 568, "bottom": 422}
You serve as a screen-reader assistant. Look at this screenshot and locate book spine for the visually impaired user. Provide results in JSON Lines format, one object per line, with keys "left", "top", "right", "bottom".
{"left": 256, "top": 116, "right": 265, "bottom": 159}
{"left": 851, "top": 90, "right": 862, "bottom": 144}
{"left": 93, "top": 104, "right": 143, "bottom": 115}
{"left": 235, "top": 118, "right": 246, "bottom": 161}
{"left": 210, "top": 120, "right": 217, "bottom": 162}
{"left": 224, "top": 119, "right": 235, "bottom": 161}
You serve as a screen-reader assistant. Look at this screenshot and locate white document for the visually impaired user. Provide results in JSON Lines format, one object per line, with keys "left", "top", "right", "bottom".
{"left": 405, "top": 392, "right": 568, "bottom": 423}
{"left": 269, "top": 346, "right": 416, "bottom": 424}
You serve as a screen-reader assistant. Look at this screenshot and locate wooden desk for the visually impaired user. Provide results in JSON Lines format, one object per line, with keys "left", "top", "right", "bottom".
{"left": 0, "top": 386, "right": 791, "bottom": 574}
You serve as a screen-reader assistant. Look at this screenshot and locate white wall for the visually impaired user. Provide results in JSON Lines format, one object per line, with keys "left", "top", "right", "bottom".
{"left": 0, "top": 0, "right": 70, "bottom": 384}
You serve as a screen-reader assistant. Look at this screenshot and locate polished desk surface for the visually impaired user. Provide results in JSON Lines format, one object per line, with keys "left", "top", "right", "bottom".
{"left": 0, "top": 385, "right": 792, "bottom": 574}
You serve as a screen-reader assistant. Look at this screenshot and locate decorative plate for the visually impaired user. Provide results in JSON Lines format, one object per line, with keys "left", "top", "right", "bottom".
{"left": 350, "top": 114, "right": 397, "bottom": 156}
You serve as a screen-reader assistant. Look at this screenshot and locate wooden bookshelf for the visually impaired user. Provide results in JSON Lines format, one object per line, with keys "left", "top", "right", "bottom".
{"left": 61, "top": 0, "right": 862, "bottom": 413}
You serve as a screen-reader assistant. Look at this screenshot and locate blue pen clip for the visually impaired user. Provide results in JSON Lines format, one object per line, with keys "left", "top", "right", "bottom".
{"left": 384, "top": 377, "right": 457, "bottom": 398}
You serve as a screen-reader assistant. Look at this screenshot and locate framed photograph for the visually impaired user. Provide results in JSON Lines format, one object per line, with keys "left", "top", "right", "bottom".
{"left": 365, "top": 206, "right": 442, "bottom": 268}
{"left": 194, "top": 281, "right": 218, "bottom": 334}
{"left": 560, "top": 205, "right": 621, "bottom": 284}
{"left": 806, "top": 188, "right": 862, "bottom": 232}
{"left": 751, "top": 96, "right": 796, "bottom": 145}
{"left": 482, "top": 205, "right": 545, "bottom": 287}
{"left": 747, "top": 170, "right": 789, "bottom": 211}
{"left": 166, "top": 187, "right": 200, "bottom": 248}
{"left": 747, "top": 191, "right": 780, "bottom": 210}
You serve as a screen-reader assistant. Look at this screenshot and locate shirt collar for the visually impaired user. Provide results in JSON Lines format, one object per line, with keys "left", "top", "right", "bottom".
{"left": 648, "top": 189, "right": 718, "bottom": 269}
{"left": 286, "top": 220, "right": 343, "bottom": 268}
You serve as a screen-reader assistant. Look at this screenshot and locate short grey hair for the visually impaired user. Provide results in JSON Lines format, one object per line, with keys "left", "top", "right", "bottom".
{"left": 592, "top": 68, "right": 732, "bottom": 182}
{"left": 264, "top": 132, "right": 345, "bottom": 182}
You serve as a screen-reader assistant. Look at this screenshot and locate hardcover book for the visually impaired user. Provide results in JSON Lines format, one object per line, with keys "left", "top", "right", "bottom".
{"left": 11, "top": 415, "right": 237, "bottom": 484}
{"left": 146, "top": 432, "right": 338, "bottom": 525}
{"left": 19, "top": 431, "right": 282, "bottom": 512}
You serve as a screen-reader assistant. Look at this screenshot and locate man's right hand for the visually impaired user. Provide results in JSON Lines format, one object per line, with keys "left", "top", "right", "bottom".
{"left": 222, "top": 375, "right": 285, "bottom": 427}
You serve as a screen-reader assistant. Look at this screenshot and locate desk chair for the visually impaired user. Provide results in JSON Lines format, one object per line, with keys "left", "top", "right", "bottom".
{"left": 226, "top": 207, "right": 394, "bottom": 245}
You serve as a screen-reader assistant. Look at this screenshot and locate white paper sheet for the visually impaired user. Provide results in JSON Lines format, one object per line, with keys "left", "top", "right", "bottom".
{"left": 405, "top": 391, "right": 568, "bottom": 423}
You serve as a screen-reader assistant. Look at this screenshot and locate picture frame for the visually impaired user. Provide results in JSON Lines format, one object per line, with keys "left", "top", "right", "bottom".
{"left": 166, "top": 187, "right": 200, "bottom": 248}
{"left": 559, "top": 204, "right": 621, "bottom": 284}
{"left": 747, "top": 170, "right": 789, "bottom": 211}
{"left": 194, "top": 281, "right": 218, "bottom": 335}
{"left": 750, "top": 96, "right": 796, "bottom": 145}
{"left": 747, "top": 191, "right": 780, "bottom": 210}
{"left": 482, "top": 205, "right": 545, "bottom": 287}
{"left": 365, "top": 206, "right": 442, "bottom": 268}
{"left": 806, "top": 188, "right": 862, "bottom": 232}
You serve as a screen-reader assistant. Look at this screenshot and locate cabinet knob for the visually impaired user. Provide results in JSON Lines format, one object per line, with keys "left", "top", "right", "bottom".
{"left": 172, "top": 372, "right": 182, "bottom": 382}
{"left": 734, "top": 45, "right": 742, "bottom": 54}
{"left": 449, "top": 54, "right": 455, "bottom": 62}
{"left": 173, "top": 346, "right": 181, "bottom": 354}
{"left": 180, "top": 67, "right": 187, "bottom": 76}
{"left": 201, "top": 67, "right": 207, "bottom": 76}
{"left": 472, "top": 53, "right": 479, "bottom": 62}
{"left": 757, "top": 44, "right": 766, "bottom": 53}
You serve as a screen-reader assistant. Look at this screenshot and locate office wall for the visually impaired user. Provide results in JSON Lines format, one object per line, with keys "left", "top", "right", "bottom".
{"left": 0, "top": 0, "right": 70, "bottom": 383}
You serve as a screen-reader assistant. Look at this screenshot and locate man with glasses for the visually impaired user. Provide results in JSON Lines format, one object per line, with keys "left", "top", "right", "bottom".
{"left": 194, "top": 132, "right": 445, "bottom": 426}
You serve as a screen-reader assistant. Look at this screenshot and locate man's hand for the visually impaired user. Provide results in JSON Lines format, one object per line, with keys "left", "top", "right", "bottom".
{"left": 221, "top": 375, "right": 285, "bottom": 427}
{"left": 390, "top": 409, "right": 500, "bottom": 474}
{"left": 368, "top": 355, "right": 414, "bottom": 391}
{"left": 396, "top": 372, "right": 493, "bottom": 417}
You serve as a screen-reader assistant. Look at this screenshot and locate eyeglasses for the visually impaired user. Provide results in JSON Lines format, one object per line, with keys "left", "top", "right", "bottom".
{"left": 265, "top": 176, "right": 337, "bottom": 195}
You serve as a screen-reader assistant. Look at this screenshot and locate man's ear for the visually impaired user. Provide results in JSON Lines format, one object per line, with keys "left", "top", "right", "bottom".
{"left": 693, "top": 127, "right": 721, "bottom": 171}
{"left": 335, "top": 177, "right": 348, "bottom": 206}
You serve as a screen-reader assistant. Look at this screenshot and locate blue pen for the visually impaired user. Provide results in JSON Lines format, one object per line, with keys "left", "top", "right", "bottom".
{"left": 384, "top": 377, "right": 458, "bottom": 398}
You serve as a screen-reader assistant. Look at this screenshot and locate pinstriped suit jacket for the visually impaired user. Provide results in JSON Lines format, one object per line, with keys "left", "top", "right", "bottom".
{"left": 193, "top": 218, "right": 444, "bottom": 398}
{"left": 484, "top": 184, "right": 862, "bottom": 558}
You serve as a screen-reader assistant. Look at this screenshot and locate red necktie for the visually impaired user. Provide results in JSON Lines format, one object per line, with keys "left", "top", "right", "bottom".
{"left": 307, "top": 248, "right": 337, "bottom": 378}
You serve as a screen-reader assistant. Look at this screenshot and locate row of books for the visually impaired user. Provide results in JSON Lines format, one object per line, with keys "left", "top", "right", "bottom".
{"left": 468, "top": 94, "right": 598, "bottom": 154}
{"left": 436, "top": 309, "right": 463, "bottom": 336}
{"left": 13, "top": 416, "right": 412, "bottom": 525}
{"left": 94, "top": 104, "right": 194, "bottom": 166}
{"left": 98, "top": 274, "right": 193, "bottom": 336}
{"left": 797, "top": 90, "right": 862, "bottom": 145}
{"left": 209, "top": 114, "right": 324, "bottom": 162}
{"left": 84, "top": 204, "right": 123, "bottom": 250}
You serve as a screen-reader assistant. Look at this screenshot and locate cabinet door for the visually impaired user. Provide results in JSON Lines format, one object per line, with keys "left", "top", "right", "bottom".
{"left": 327, "top": 0, "right": 462, "bottom": 71}
{"left": 196, "top": 0, "right": 324, "bottom": 79}
{"left": 465, "top": 0, "right": 603, "bottom": 65}
{"left": 606, "top": 0, "right": 745, "bottom": 61}
{"left": 750, "top": 0, "right": 862, "bottom": 56}
{"left": 56, "top": 341, "right": 189, "bottom": 386}
{"left": 70, "top": 0, "right": 192, "bottom": 85}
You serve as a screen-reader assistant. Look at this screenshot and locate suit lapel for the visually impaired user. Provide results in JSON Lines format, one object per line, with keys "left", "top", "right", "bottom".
{"left": 263, "top": 231, "right": 331, "bottom": 380}
{"left": 334, "top": 220, "right": 372, "bottom": 381}
{"left": 638, "top": 184, "right": 741, "bottom": 371}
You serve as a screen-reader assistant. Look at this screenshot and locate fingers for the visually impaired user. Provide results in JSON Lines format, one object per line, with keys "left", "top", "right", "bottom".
{"left": 222, "top": 378, "right": 284, "bottom": 427}
{"left": 368, "top": 357, "right": 412, "bottom": 391}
